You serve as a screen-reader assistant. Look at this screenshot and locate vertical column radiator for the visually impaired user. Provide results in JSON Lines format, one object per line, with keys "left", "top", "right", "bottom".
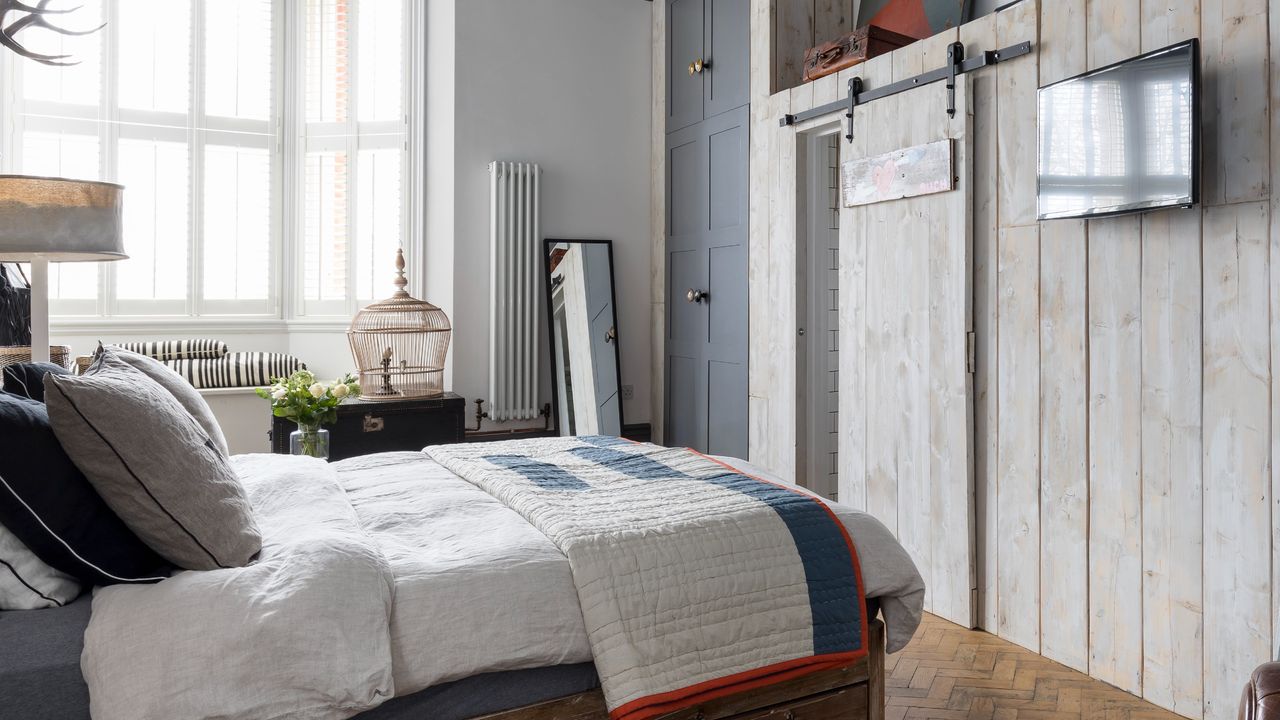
{"left": 488, "top": 161, "right": 541, "bottom": 421}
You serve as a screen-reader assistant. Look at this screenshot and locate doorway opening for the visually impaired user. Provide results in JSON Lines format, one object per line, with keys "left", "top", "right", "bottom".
{"left": 795, "top": 131, "right": 841, "bottom": 500}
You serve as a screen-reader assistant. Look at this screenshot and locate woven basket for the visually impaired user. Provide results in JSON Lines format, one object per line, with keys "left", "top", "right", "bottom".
{"left": 0, "top": 346, "right": 74, "bottom": 371}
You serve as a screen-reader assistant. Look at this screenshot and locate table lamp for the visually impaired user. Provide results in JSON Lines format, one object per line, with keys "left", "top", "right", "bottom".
{"left": 0, "top": 175, "right": 126, "bottom": 363}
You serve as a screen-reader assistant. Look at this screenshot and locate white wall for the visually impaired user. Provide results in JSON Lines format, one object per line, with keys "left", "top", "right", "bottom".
{"left": 429, "top": 0, "right": 654, "bottom": 429}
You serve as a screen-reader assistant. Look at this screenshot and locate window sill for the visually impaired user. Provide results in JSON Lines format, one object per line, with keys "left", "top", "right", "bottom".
{"left": 198, "top": 386, "right": 265, "bottom": 397}
{"left": 50, "top": 317, "right": 353, "bottom": 335}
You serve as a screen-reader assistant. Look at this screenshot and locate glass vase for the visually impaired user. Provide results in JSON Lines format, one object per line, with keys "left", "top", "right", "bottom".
{"left": 290, "top": 423, "right": 330, "bottom": 460}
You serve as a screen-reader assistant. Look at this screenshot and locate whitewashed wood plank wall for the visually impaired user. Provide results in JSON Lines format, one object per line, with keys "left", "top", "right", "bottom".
{"left": 651, "top": 0, "right": 1278, "bottom": 717}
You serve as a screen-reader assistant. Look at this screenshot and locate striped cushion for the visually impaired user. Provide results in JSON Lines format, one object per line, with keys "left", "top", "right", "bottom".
{"left": 163, "top": 353, "right": 305, "bottom": 389}
{"left": 115, "top": 339, "right": 228, "bottom": 362}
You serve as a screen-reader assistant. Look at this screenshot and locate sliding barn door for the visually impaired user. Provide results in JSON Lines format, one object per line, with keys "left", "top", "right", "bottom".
{"left": 839, "top": 57, "right": 976, "bottom": 627}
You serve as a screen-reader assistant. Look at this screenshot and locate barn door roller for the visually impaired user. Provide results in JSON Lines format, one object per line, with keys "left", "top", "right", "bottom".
{"left": 779, "top": 40, "right": 1034, "bottom": 143}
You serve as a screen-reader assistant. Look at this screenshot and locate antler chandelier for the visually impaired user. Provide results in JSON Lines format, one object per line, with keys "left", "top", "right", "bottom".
{"left": 0, "top": 0, "right": 102, "bottom": 66}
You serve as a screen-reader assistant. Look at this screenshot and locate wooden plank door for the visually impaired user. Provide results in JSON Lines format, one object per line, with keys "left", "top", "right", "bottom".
{"left": 847, "top": 49, "right": 976, "bottom": 627}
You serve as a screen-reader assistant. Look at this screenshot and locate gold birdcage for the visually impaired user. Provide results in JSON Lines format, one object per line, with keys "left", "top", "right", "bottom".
{"left": 347, "top": 249, "right": 451, "bottom": 400}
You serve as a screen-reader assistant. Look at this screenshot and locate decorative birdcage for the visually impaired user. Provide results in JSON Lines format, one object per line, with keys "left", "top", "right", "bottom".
{"left": 347, "top": 249, "right": 451, "bottom": 400}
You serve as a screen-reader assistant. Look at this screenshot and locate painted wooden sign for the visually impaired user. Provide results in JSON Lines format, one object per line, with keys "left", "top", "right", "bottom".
{"left": 840, "top": 138, "right": 955, "bottom": 207}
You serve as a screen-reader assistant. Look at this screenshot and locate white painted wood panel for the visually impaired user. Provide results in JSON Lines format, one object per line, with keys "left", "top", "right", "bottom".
{"left": 1083, "top": 0, "right": 1144, "bottom": 696}
{"left": 923, "top": 33, "right": 975, "bottom": 630}
{"left": 1140, "top": 208, "right": 1204, "bottom": 717}
{"left": 995, "top": 1, "right": 1038, "bottom": 229}
{"left": 1035, "top": 0, "right": 1089, "bottom": 675}
{"left": 1038, "top": 219, "right": 1088, "bottom": 672}
{"left": 765, "top": 90, "right": 798, "bottom": 475}
{"left": 889, "top": 40, "right": 932, "bottom": 614}
{"left": 995, "top": 223, "right": 1040, "bottom": 653}
{"left": 1087, "top": 215, "right": 1144, "bottom": 695}
{"left": 1138, "top": 5, "right": 1204, "bottom": 713}
{"left": 863, "top": 50, "right": 904, "bottom": 539}
{"left": 1201, "top": 0, "right": 1270, "bottom": 206}
{"left": 1202, "top": 201, "right": 1272, "bottom": 720}
{"left": 746, "top": 0, "right": 774, "bottom": 459}
{"left": 1271, "top": 0, "right": 1280, "bottom": 665}
{"left": 836, "top": 52, "right": 892, "bottom": 512}
{"left": 651, "top": 0, "right": 667, "bottom": 445}
{"left": 993, "top": 0, "right": 1040, "bottom": 654}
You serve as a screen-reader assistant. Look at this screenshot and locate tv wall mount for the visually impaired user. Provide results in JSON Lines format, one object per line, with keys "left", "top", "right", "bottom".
{"left": 779, "top": 40, "right": 1034, "bottom": 143}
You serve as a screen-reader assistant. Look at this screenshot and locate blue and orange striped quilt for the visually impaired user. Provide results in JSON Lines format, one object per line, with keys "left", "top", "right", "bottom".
{"left": 426, "top": 436, "right": 869, "bottom": 720}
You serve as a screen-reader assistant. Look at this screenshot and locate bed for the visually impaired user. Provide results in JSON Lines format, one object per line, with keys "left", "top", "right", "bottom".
{"left": 2, "top": 445, "right": 923, "bottom": 720}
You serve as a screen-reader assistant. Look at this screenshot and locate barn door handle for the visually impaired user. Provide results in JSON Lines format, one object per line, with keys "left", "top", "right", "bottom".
{"left": 685, "top": 288, "right": 708, "bottom": 304}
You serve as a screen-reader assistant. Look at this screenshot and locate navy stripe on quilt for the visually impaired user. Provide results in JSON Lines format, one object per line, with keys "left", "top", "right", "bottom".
{"left": 565, "top": 441, "right": 861, "bottom": 655}
{"left": 482, "top": 455, "right": 591, "bottom": 491}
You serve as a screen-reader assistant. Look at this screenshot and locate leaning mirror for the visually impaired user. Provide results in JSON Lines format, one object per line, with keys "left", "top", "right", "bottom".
{"left": 544, "top": 239, "right": 624, "bottom": 437}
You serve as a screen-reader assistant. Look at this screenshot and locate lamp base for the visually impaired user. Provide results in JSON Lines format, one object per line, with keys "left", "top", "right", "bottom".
{"left": 29, "top": 258, "right": 49, "bottom": 364}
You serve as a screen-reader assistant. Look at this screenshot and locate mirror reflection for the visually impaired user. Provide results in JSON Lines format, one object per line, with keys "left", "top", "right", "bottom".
{"left": 544, "top": 240, "right": 623, "bottom": 437}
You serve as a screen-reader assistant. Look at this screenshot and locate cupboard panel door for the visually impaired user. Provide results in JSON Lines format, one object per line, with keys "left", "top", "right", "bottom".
{"left": 708, "top": 359, "right": 748, "bottom": 457}
{"left": 705, "top": 0, "right": 749, "bottom": 118}
{"left": 667, "top": 0, "right": 705, "bottom": 132}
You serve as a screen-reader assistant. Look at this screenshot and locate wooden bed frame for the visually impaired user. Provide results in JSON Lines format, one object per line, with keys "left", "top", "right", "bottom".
{"left": 473, "top": 620, "right": 886, "bottom": 720}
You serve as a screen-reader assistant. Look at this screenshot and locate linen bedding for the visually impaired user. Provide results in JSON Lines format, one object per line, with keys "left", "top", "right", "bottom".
{"left": 80, "top": 445, "right": 925, "bottom": 720}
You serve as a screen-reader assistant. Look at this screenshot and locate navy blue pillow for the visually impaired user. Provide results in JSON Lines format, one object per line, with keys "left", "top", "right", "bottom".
{"left": 2, "top": 362, "right": 71, "bottom": 403}
{"left": 0, "top": 391, "right": 170, "bottom": 585}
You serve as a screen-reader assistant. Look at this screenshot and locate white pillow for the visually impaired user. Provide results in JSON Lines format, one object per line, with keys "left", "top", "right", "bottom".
{"left": 0, "top": 522, "right": 81, "bottom": 610}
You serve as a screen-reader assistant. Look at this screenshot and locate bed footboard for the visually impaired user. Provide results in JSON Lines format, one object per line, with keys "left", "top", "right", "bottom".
{"left": 472, "top": 619, "right": 887, "bottom": 720}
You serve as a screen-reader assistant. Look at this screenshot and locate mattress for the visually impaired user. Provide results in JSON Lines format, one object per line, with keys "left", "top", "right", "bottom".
{"left": 0, "top": 594, "right": 600, "bottom": 720}
{"left": 0, "top": 594, "right": 92, "bottom": 720}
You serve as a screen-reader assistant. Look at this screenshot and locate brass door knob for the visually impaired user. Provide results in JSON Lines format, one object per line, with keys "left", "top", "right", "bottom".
{"left": 689, "top": 57, "right": 707, "bottom": 75}
{"left": 604, "top": 326, "right": 617, "bottom": 344}
{"left": 686, "top": 288, "right": 708, "bottom": 304}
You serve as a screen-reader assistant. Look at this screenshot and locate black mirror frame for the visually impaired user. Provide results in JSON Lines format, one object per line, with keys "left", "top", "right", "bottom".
{"left": 542, "top": 238, "right": 625, "bottom": 438}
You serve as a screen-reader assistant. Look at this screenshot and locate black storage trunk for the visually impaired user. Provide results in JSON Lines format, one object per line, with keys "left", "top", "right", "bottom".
{"left": 270, "top": 392, "right": 465, "bottom": 461}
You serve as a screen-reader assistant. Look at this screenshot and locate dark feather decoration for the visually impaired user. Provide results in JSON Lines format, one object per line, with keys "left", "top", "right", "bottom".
{"left": 0, "top": 264, "right": 32, "bottom": 347}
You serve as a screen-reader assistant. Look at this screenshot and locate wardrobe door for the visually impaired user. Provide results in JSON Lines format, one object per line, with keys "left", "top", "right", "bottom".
{"left": 667, "top": 0, "right": 705, "bottom": 133}
{"left": 703, "top": 0, "right": 749, "bottom": 119}
{"left": 663, "top": 109, "right": 748, "bottom": 456}
{"left": 665, "top": 122, "right": 710, "bottom": 451}
{"left": 701, "top": 105, "right": 749, "bottom": 458}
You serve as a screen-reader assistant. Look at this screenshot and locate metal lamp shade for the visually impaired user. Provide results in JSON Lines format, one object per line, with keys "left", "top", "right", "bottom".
{"left": 0, "top": 175, "right": 126, "bottom": 262}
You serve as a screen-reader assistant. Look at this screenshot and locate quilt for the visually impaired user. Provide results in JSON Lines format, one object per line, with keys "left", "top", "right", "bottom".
{"left": 426, "top": 436, "right": 870, "bottom": 720}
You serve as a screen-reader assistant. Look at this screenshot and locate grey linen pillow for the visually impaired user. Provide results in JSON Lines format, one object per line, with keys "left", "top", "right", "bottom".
{"left": 44, "top": 352, "right": 261, "bottom": 571}
{"left": 108, "top": 347, "right": 230, "bottom": 456}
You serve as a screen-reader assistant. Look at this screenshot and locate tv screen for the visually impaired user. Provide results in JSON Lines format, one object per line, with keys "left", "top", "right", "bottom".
{"left": 1037, "top": 39, "right": 1199, "bottom": 221}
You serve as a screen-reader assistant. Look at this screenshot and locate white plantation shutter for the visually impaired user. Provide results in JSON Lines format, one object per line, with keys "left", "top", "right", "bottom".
{"left": 301, "top": 0, "right": 408, "bottom": 315}
{"left": 7, "top": 0, "right": 276, "bottom": 317}
{"left": 1, "top": 0, "right": 414, "bottom": 320}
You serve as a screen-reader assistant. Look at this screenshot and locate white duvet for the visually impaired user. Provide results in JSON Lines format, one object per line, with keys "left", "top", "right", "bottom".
{"left": 82, "top": 451, "right": 924, "bottom": 720}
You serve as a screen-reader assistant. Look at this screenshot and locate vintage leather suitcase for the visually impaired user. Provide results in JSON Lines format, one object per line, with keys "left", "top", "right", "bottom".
{"left": 802, "top": 25, "right": 917, "bottom": 83}
{"left": 271, "top": 392, "right": 465, "bottom": 461}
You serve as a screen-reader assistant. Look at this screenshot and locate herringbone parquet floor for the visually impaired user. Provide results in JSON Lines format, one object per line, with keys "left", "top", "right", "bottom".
{"left": 885, "top": 614, "right": 1187, "bottom": 720}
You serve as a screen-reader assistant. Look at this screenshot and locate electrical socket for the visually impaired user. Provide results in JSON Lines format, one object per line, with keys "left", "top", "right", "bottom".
{"left": 621, "top": 384, "right": 634, "bottom": 400}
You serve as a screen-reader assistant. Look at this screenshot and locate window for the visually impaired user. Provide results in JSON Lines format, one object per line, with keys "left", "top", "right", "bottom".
{"left": 300, "top": 0, "right": 408, "bottom": 315}
{"left": 0, "top": 0, "right": 418, "bottom": 321}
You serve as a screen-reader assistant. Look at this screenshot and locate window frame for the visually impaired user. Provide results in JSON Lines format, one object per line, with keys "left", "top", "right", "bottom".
{"left": 0, "top": 0, "right": 424, "bottom": 329}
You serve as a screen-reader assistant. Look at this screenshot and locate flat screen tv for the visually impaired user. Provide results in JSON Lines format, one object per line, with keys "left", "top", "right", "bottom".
{"left": 1037, "top": 39, "right": 1200, "bottom": 221}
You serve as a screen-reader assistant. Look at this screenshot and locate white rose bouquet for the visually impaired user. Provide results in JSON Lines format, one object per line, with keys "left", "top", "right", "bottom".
{"left": 256, "top": 370, "right": 360, "bottom": 430}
